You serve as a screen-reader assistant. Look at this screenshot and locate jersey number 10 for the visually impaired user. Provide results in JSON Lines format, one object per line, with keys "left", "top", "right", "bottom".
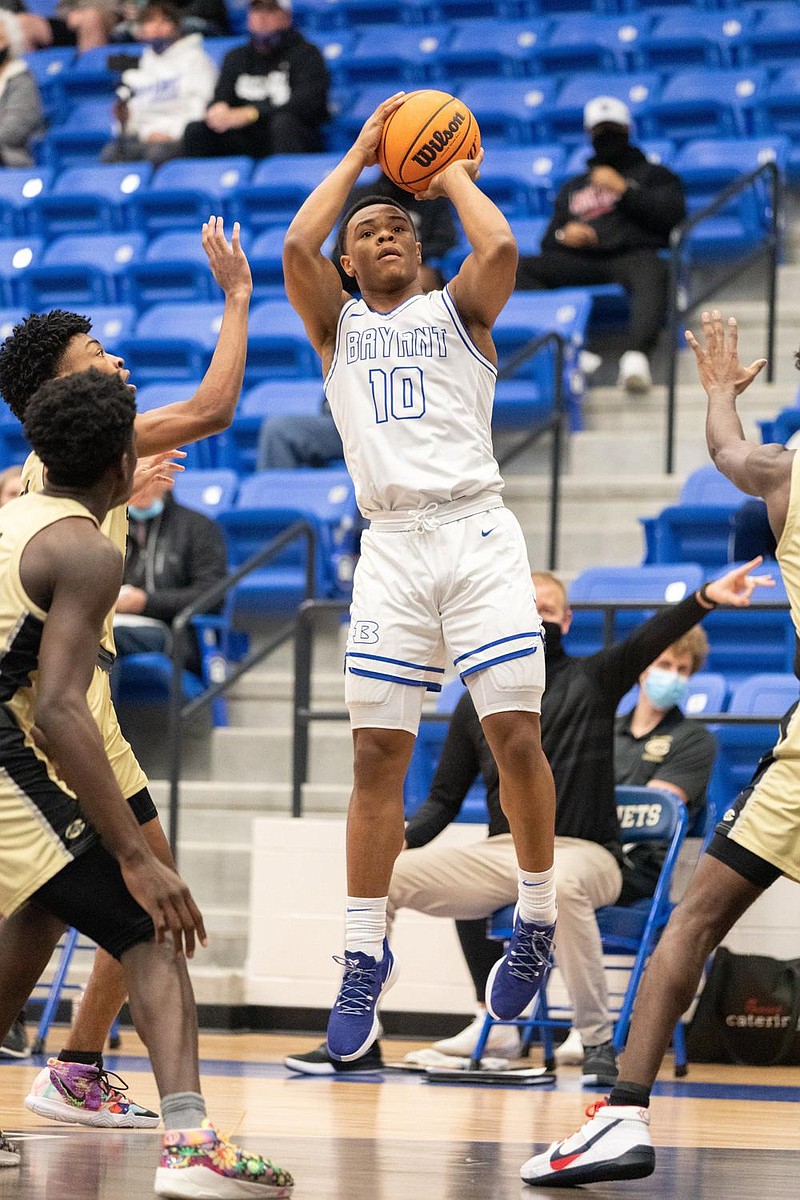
{"left": 369, "top": 367, "right": 427, "bottom": 424}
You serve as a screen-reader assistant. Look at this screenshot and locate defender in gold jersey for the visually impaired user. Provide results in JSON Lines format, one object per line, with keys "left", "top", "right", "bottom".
{"left": 0, "top": 370, "right": 293, "bottom": 1198}
{"left": 0, "top": 217, "right": 252, "bottom": 1126}
{"left": 520, "top": 310, "right": 800, "bottom": 1190}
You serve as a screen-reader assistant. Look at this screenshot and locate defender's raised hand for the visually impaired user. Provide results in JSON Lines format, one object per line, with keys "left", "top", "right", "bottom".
{"left": 685, "top": 310, "right": 767, "bottom": 398}
{"left": 704, "top": 555, "right": 776, "bottom": 608}
{"left": 202, "top": 215, "right": 252, "bottom": 301}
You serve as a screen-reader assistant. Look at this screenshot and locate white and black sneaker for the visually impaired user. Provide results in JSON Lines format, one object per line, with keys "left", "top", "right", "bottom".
{"left": 284, "top": 1040, "right": 385, "bottom": 1076}
{"left": 581, "top": 1041, "right": 619, "bottom": 1087}
{"left": 520, "top": 1099, "right": 655, "bottom": 1187}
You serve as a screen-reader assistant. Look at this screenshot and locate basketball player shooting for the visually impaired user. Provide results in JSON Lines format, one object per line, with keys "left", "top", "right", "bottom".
{"left": 283, "top": 94, "right": 558, "bottom": 1063}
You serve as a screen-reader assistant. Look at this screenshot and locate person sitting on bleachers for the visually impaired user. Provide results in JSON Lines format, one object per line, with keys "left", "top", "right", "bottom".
{"left": 113, "top": 0, "right": 230, "bottom": 41}
{"left": 101, "top": 1, "right": 217, "bottom": 165}
{"left": 0, "top": 463, "right": 21, "bottom": 506}
{"left": 15, "top": 0, "right": 116, "bottom": 55}
{"left": 182, "top": 0, "right": 329, "bottom": 160}
{"left": 113, "top": 469, "right": 227, "bottom": 674}
{"left": 0, "top": 13, "right": 45, "bottom": 167}
{"left": 516, "top": 96, "right": 686, "bottom": 395}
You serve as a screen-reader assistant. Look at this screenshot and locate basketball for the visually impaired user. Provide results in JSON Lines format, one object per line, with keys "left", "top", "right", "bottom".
{"left": 377, "top": 89, "right": 481, "bottom": 195}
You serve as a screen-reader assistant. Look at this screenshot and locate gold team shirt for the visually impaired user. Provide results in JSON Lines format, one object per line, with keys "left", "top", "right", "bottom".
{"left": 21, "top": 451, "right": 127, "bottom": 657}
{"left": 0, "top": 491, "right": 101, "bottom": 915}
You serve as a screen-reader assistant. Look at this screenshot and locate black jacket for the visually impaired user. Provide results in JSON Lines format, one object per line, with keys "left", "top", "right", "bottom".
{"left": 404, "top": 591, "right": 713, "bottom": 854}
{"left": 541, "top": 145, "right": 686, "bottom": 256}
{"left": 213, "top": 30, "right": 329, "bottom": 128}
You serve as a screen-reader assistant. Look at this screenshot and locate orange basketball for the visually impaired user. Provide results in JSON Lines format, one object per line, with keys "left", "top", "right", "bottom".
{"left": 377, "top": 90, "right": 481, "bottom": 195}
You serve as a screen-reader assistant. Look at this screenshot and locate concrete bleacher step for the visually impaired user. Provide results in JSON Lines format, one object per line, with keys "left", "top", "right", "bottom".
{"left": 210, "top": 724, "right": 353, "bottom": 784}
{"left": 148, "top": 779, "right": 351, "bottom": 818}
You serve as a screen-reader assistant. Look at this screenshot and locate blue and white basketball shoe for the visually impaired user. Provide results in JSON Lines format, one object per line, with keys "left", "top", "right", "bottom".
{"left": 485, "top": 906, "right": 555, "bottom": 1020}
{"left": 327, "top": 938, "right": 397, "bottom": 1062}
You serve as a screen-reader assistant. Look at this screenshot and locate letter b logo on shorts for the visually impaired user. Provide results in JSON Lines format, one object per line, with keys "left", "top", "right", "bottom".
{"left": 352, "top": 620, "right": 379, "bottom": 644}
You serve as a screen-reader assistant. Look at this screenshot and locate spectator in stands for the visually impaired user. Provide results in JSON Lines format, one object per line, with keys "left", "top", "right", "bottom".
{"left": 14, "top": 0, "right": 117, "bottom": 54}
{"left": 113, "top": 0, "right": 229, "bottom": 40}
{"left": 101, "top": 1, "right": 216, "bottom": 165}
{"left": 283, "top": 561, "right": 764, "bottom": 1082}
{"left": 182, "top": 0, "right": 329, "bottom": 160}
{"left": 113, "top": 471, "right": 227, "bottom": 674}
{"left": 516, "top": 96, "right": 686, "bottom": 396}
{"left": 0, "top": 463, "right": 21, "bottom": 505}
{"left": 0, "top": 13, "right": 45, "bottom": 166}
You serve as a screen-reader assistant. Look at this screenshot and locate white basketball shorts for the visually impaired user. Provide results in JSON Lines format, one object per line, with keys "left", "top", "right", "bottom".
{"left": 344, "top": 506, "right": 545, "bottom": 732}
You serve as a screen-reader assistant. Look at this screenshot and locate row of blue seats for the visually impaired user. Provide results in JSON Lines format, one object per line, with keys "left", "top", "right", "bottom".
{"left": 641, "top": 463, "right": 766, "bottom": 568}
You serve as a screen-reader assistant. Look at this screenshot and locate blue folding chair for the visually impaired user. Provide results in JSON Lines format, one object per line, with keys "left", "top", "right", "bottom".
{"left": 121, "top": 302, "right": 226, "bottom": 382}
{"left": 640, "top": 464, "right": 748, "bottom": 566}
{"left": 246, "top": 300, "right": 320, "bottom": 382}
{"left": 644, "top": 67, "right": 767, "bottom": 144}
{"left": 473, "top": 788, "right": 689, "bottom": 1073}
{"left": 341, "top": 23, "right": 451, "bottom": 85}
{"left": 225, "top": 379, "right": 325, "bottom": 474}
{"left": 0, "top": 237, "right": 44, "bottom": 305}
{"left": 0, "top": 168, "right": 54, "bottom": 236}
{"left": 21, "top": 232, "right": 145, "bottom": 308}
{"left": 440, "top": 19, "right": 551, "bottom": 81}
{"left": 537, "top": 13, "right": 650, "bottom": 74}
{"left": 123, "top": 229, "right": 222, "bottom": 307}
{"left": 638, "top": 10, "right": 752, "bottom": 70}
{"left": 129, "top": 157, "right": 253, "bottom": 235}
{"left": 458, "top": 83, "right": 559, "bottom": 149}
{"left": 565, "top": 562, "right": 705, "bottom": 657}
{"left": 31, "top": 928, "right": 120, "bottom": 1055}
{"left": 29, "top": 163, "right": 153, "bottom": 238}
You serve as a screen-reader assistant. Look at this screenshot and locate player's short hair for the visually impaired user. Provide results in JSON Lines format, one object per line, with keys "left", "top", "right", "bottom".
{"left": 336, "top": 194, "right": 416, "bottom": 260}
{"left": 667, "top": 625, "right": 709, "bottom": 675}
{"left": 140, "top": 0, "right": 181, "bottom": 25}
{"left": 0, "top": 309, "right": 92, "bottom": 422}
{"left": 531, "top": 570, "right": 569, "bottom": 611}
{"left": 23, "top": 369, "right": 135, "bottom": 489}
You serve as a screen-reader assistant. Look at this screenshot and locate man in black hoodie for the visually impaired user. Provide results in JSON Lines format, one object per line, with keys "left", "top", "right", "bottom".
{"left": 182, "top": 0, "right": 329, "bottom": 159}
{"left": 517, "top": 96, "right": 686, "bottom": 395}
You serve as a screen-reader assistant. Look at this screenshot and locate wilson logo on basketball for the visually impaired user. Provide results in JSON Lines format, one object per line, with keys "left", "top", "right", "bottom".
{"left": 411, "top": 111, "right": 470, "bottom": 168}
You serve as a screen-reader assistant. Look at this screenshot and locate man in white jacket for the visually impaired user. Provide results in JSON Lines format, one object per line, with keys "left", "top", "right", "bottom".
{"left": 102, "top": 0, "right": 216, "bottom": 164}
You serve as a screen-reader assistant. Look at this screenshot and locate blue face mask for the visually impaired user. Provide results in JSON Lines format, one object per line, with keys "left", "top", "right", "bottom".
{"left": 251, "top": 31, "right": 282, "bottom": 51}
{"left": 643, "top": 667, "right": 689, "bottom": 711}
{"left": 128, "top": 498, "right": 164, "bottom": 522}
{"left": 146, "top": 36, "right": 174, "bottom": 54}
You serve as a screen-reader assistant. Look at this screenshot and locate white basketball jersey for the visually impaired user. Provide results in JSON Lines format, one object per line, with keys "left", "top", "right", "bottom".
{"left": 324, "top": 287, "right": 503, "bottom": 518}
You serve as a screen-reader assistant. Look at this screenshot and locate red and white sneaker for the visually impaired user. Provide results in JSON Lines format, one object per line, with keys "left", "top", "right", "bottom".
{"left": 520, "top": 1099, "right": 655, "bottom": 1187}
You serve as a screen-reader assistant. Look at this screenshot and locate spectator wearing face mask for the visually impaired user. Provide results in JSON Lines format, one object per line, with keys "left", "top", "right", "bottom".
{"left": 181, "top": 0, "right": 329, "bottom": 159}
{"left": 101, "top": 0, "right": 217, "bottom": 165}
{"left": 516, "top": 96, "right": 686, "bottom": 395}
{"left": 0, "top": 12, "right": 45, "bottom": 167}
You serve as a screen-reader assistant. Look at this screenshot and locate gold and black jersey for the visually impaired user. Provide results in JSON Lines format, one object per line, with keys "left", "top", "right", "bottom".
{"left": 0, "top": 491, "right": 101, "bottom": 915}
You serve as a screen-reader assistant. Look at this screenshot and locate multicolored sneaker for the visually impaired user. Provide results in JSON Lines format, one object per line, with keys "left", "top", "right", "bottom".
{"left": 0, "top": 1131, "right": 20, "bottom": 1168}
{"left": 485, "top": 907, "right": 555, "bottom": 1021}
{"left": 155, "top": 1121, "right": 293, "bottom": 1197}
{"left": 24, "top": 1059, "right": 159, "bottom": 1129}
{"left": 520, "top": 1098, "right": 655, "bottom": 1187}
{"left": 327, "top": 938, "right": 397, "bottom": 1062}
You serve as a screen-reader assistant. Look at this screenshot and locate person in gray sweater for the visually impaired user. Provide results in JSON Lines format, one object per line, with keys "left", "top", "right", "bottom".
{"left": 0, "top": 14, "right": 45, "bottom": 166}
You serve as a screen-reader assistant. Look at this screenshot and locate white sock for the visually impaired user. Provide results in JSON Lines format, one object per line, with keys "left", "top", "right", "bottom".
{"left": 517, "top": 867, "right": 557, "bottom": 925}
{"left": 345, "top": 896, "right": 388, "bottom": 960}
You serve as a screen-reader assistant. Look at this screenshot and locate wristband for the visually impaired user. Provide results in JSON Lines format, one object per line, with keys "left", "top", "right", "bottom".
{"left": 697, "top": 582, "right": 718, "bottom": 609}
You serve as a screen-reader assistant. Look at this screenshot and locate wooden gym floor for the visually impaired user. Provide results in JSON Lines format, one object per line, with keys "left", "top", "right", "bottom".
{"left": 1, "top": 1031, "right": 798, "bottom": 1198}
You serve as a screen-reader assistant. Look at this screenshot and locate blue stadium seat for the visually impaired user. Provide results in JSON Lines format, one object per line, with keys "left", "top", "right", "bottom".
{"left": 40, "top": 99, "right": 113, "bottom": 168}
{"left": 172, "top": 468, "right": 239, "bottom": 519}
{"left": 757, "top": 67, "right": 800, "bottom": 184}
{"left": 305, "top": 28, "right": 357, "bottom": 81}
{"left": 246, "top": 300, "right": 320, "bottom": 382}
{"left": 0, "top": 237, "right": 44, "bottom": 305}
{"left": 638, "top": 10, "right": 752, "bottom": 70}
{"left": 641, "top": 465, "right": 748, "bottom": 566}
{"left": 323, "top": 0, "right": 430, "bottom": 29}
{"left": 123, "top": 229, "right": 220, "bottom": 307}
{"left": 0, "top": 168, "right": 54, "bottom": 236}
{"left": 458, "top": 80, "right": 559, "bottom": 148}
{"left": 217, "top": 468, "right": 358, "bottom": 615}
{"left": 342, "top": 24, "right": 451, "bottom": 86}
{"left": 232, "top": 152, "right": 372, "bottom": 230}
{"left": 248, "top": 226, "right": 290, "bottom": 298}
{"left": 29, "top": 163, "right": 153, "bottom": 238}
{"left": 23, "top": 48, "right": 75, "bottom": 111}
{"left": 565, "top": 562, "right": 705, "bottom": 657}
{"left": 508, "top": 215, "right": 549, "bottom": 256}
{"left": 616, "top": 671, "right": 729, "bottom": 718}
{"left": 674, "top": 136, "right": 790, "bottom": 261}
{"left": 643, "top": 67, "right": 767, "bottom": 144}
{"left": 543, "top": 71, "right": 661, "bottom": 146}
{"left": 59, "top": 43, "right": 143, "bottom": 102}
{"left": 440, "top": 19, "right": 551, "bottom": 80}
{"left": 81, "top": 305, "right": 137, "bottom": 352}
{"left": 129, "top": 157, "right": 252, "bottom": 234}
{"left": 21, "top": 232, "right": 145, "bottom": 308}
{"left": 701, "top": 563, "right": 793, "bottom": 684}
{"left": 537, "top": 13, "right": 650, "bottom": 74}
{"left": 707, "top": 672, "right": 799, "bottom": 819}
{"left": 224, "top": 380, "right": 326, "bottom": 473}
{"left": 131, "top": 382, "right": 224, "bottom": 469}
{"left": 121, "top": 302, "right": 226, "bottom": 381}
{"left": 472, "top": 144, "right": 566, "bottom": 215}
{"left": 743, "top": 3, "right": 800, "bottom": 66}
{"left": 0, "top": 409, "right": 31, "bottom": 465}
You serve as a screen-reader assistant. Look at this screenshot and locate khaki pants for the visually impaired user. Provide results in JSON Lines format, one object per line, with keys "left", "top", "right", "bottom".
{"left": 388, "top": 834, "right": 622, "bottom": 1046}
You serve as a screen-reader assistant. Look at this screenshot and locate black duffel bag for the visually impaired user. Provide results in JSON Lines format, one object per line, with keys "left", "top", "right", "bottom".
{"left": 686, "top": 946, "right": 800, "bottom": 1066}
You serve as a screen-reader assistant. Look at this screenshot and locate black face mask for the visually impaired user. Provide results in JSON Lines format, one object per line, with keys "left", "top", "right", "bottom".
{"left": 542, "top": 621, "right": 564, "bottom": 661}
{"left": 590, "top": 127, "right": 630, "bottom": 166}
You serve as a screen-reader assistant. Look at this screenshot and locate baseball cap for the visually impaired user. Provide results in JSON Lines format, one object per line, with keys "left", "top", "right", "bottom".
{"left": 583, "top": 96, "right": 632, "bottom": 130}
{"left": 249, "top": 0, "right": 291, "bottom": 9}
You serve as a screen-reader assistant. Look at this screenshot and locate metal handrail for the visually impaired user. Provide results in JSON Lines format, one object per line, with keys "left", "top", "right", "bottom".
{"left": 167, "top": 518, "right": 317, "bottom": 860}
{"left": 664, "top": 159, "right": 781, "bottom": 474}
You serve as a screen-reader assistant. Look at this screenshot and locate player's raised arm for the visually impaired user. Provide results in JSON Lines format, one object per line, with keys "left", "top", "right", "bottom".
{"left": 134, "top": 217, "right": 252, "bottom": 456}
{"left": 283, "top": 93, "right": 406, "bottom": 358}
{"left": 419, "top": 150, "right": 518, "bottom": 335}
{"left": 686, "top": 310, "right": 792, "bottom": 535}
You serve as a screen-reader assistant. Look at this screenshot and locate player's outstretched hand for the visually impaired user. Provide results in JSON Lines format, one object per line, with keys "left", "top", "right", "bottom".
{"left": 121, "top": 853, "right": 208, "bottom": 959}
{"left": 685, "top": 311, "right": 767, "bottom": 398}
{"left": 704, "top": 555, "right": 776, "bottom": 608}
{"left": 353, "top": 93, "right": 406, "bottom": 166}
{"left": 415, "top": 148, "right": 484, "bottom": 201}
{"left": 129, "top": 449, "right": 186, "bottom": 507}
{"left": 202, "top": 215, "right": 252, "bottom": 301}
